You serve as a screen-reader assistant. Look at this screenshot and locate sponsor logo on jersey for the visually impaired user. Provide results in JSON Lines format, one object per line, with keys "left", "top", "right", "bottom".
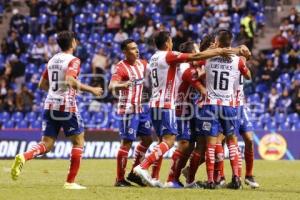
{"left": 202, "top": 122, "right": 212, "bottom": 131}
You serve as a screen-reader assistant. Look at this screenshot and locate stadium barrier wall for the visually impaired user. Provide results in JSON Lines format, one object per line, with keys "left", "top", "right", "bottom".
{"left": 0, "top": 130, "right": 298, "bottom": 160}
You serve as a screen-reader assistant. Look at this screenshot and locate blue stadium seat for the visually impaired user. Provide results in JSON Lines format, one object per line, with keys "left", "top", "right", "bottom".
{"left": 89, "top": 33, "right": 101, "bottom": 43}
{"left": 256, "top": 12, "right": 265, "bottom": 25}
{"left": 87, "top": 13, "right": 97, "bottom": 24}
{"left": 279, "top": 121, "right": 291, "bottom": 131}
{"left": 146, "top": 3, "right": 158, "bottom": 14}
{"left": 25, "top": 112, "right": 37, "bottom": 123}
{"left": 135, "top": 3, "right": 144, "bottom": 13}
{"left": 25, "top": 63, "right": 38, "bottom": 75}
{"left": 12, "top": 112, "right": 24, "bottom": 122}
{"left": 274, "top": 82, "right": 283, "bottom": 94}
{"left": 274, "top": 113, "right": 286, "bottom": 124}
{"left": 253, "top": 121, "right": 263, "bottom": 130}
{"left": 110, "top": 119, "right": 119, "bottom": 129}
{"left": 80, "top": 111, "right": 90, "bottom": 121}
{"left": 265, "top": 121, "right": 277, "bottom": 131}
{"left": 138, "top": 43, "right": 148, "bottom": 54}
{"left": 75, "top": 13, "right": 86, "bottom": 24}
{"left": 31, "top": 120, "right": 42, "bottom": 129}
{"left": 95, "top": 3, "right": 108, "bottom": 13}
{"left": 2, "top": 120, "right": 14, "bottom": 129}
{"left": 278, "top": 73, "right": 291, "bottom": 85}
{"left": 288, "top": 113, "right": 299, "bottom": 124}
{"left": 248, "top": 93, "right": 260, "bottom": 103}
{"left": 232, "top": 13, "right": 240, "bottom": 24}
{"left": 0, "top": 112, "right": 10, "bottom": 122}
{"left": 102, "top": 33, "right": 114, "bottom": 43}
{"left": 260, "top": 113, "right": 271, "bottom": 124}
{"left": 255, "top": 83, "right": 268, "bottom": 94}
{"left": 36, "top": 33, "right": 47, "bottom": 43}
{"left": 293, "top": 73, "right": 300, "bottom": 81}
{"left": 22, "top": 34, "right": 34, "bottom": 44}
{"left": 38, "top": 13, "right": 48, "bottom": 24}
{"left": 16, "top": 120, "right": 28, "bottom": 129}
{"left": 152, "top": 13, "right": 161, "bottom": 23}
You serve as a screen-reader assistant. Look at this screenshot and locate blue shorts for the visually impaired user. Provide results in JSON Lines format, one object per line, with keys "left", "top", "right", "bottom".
{"left": 237, "top": 106, "right": 254, "bottom": 134}
{"left": 176, "top": 118, "right": 191, "bottom": 141}
{"left": 197, "top": 105, "right": 238, "bottom": 137}
{"left": 117, "top": 112, "right": 152, "bottom": 141}
{"left": 151, "top": 108, "right": 178, "bottom": 137}
{"left": 42, "top": 110, "right": 84, "bottom": 138}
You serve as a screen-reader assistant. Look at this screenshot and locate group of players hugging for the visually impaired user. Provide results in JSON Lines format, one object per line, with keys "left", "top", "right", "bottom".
{"left": 10, "top": 30, "right": 259, "bottom": 190}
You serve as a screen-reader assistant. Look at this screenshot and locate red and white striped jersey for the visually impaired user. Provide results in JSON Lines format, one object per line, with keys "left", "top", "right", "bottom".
{"left": 42, "top": 52, "right": 80, "bottom": 112}
{"left": 176, "top": 63, "right": 202, "bottom": 116}
{"left": 234, "top": 73, "right": 245, "bottom": 106}
{"left": 111, "top": 59, "right": 147, "bottom": 114}
{"left": 149, "top": 51, "right": 189, "bottom": 109}
{"left": 204, "top": 55, "right": 249, "bottom": 106}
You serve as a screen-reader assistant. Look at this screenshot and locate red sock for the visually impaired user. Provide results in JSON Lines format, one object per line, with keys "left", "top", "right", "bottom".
{"left": 116, "top": 146, "right": 129, "bottom": 181}
{"left": 151, "top": 156, "right": 163, "bottom": 179}
{"left": 244, "top": 144, "right": 254, "bottom": 177}
{"left": 23, "top": 143, "right": 47, "bottom": 161}
{"left": 238, "top": 147, "right": 243, "bottom": 177}
{"left": 167, "top": 150, "right": 189, "bottom": 182}
{"left": 206, "top": 144, "right": 216, "bottom": 183}
{"left": 187, "top": 151, "right": 201, "bottom": 184}
{"left": 214, "top": 143, "right": 224, "bottom": 182}
{"left": 66, "top": 147, "right": 83, "bottom": 183}
{"left": 140, "top": 142, "right": 169, "bottom": 170}
{"left": 131, "top": 143, "right": 148, "bottom": 172}
{"left": 227, "top": 141, "right": 239, "bottom": 177}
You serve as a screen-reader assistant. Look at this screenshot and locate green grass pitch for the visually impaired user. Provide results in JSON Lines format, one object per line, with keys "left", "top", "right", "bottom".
{"left": 0, "top": 159, "right": 299, "bottom": 200}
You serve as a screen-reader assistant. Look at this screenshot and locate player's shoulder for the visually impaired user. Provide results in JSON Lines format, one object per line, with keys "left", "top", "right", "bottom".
{"left": 138, "top": 59, "right": 148, "bottom": 66}
{"left": 179, "top": 62, "right": 190, "bottom": 71}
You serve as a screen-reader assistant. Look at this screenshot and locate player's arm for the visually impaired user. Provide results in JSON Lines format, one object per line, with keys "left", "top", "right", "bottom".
{"left": 235, "top": 45, "right": 251, "bottom": 60}
{"left": 182, "top": 68, "right": 206, "bottom": 95}
{"left": 108, "top": 64, "right": 131, "bottom": 91}
{"left": 66, "top": 76, "right": 103, "bottom": 96}
{"left": 66, "top": 58, "right": 102, "bottom": 96}
{"left": 239, "top": 56, "right": 251, "bottom": 80}
{"left": 38, "top": 68, "right": 49, "bottom": 91}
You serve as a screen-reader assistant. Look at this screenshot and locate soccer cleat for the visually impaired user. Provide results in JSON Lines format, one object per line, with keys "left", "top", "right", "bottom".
{"left": 164, "top": 181, "right": 184, "bottom": 188}
{"left": 245, "top": 176, "right": 259, "bottom": 188}
{"left": 227, "top": 176, "right": 242, "bottom": 190}
{"left": 114, "top": 179, "right": 133, "bottom": 187}
{"left": 204, "top": 182, "right": 216, "bottom": 189}
{"left": 215, "top": 177, "right": 226, "bottom": 188}
{"left": 11, "top": 154, "right": 25, "bottom": 181}
{"left": 151, "top": 178, "right": 164, "bottom": 188}
{"left": 181, "top": 166, "right": 189, "bottom": 180}
{"left": 127, "top": 172, "right": 146, "bottom": 186}
{"left": 133, "top": 165, "right": 153, "bottom": 187}
{"left": 63, "top": 182, "right": 87, "bottom": 190}
{"left": 184, "top": 181, "right": 203, "bottom": 189}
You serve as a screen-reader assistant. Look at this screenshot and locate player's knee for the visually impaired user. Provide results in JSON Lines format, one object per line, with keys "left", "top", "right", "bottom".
{"left": 162, "top": 135, "right": 176, "bottom": 148}
{"left": 177, "top": 140, "right": 190, "bottom": 153}
{"left": 141, "top": 137, "right": 153, "bottom": 147}
{"left": 121, "top": 140, "right": 133, "bottom": 150}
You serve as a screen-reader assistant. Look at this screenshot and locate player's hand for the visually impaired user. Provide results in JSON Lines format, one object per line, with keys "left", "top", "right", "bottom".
{"left": 219, "top": 48, "right": 236, "bottom": 57}
{"left": 91, "top": 87, "right": 103, "bottom": 96}
{"left": 239, "top": 45, "right": 251, "bottom": 59}
{"left": 123, "top": 80, "right": 133, "bottom": 88}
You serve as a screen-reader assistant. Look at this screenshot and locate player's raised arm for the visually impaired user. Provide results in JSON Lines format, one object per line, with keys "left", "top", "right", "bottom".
{"left": 238, "top": 56, "right": 251, "bottom": 80}
{"left": 186, "top": 47, "right": 236, "bottom": 61}
{"left": 38, "top": 68, "right": 49, "bottom": 91}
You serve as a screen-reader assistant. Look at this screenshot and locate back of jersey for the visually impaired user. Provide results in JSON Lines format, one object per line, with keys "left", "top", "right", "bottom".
{"left": 44, "top": 52, "right": 80, "bottom": 112}
{"left": 204, "top": 55, "right": 241, "bottom": 106}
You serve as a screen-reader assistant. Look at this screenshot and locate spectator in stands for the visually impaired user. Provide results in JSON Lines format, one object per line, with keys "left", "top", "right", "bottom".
{"left": 292, "top": 88, "right": 300, "bottom": 114}
{"left": 236, "top": 25, "right": 251, "bottom": 48}
{"left": 56, "top": 0, "right": 74, "bottom": 31}
{"left": 241, "top": 12, "right": 255, "bottom": 50}
{"left": 135, "top": 9, "right": 149, "bottom": 29}
{"left": 288, "top": 7, "right": 299, "bottom": 26}
{"left": 121, "top": 10, "right": 136, "bottom": 33}
{"left": 231, "top": 0, "right": 246, "bottom": 14}
{"left": 29, "top": 40, "right": 48, "bottom": 66}
{"left": 0, "top": 78, "right": 8, "bottom": 98}
{"left": 260, "top": 59, "right": 279, "bottom": 87}
{"left": 173, "top": 29, "right": 188, "bottom": 51}
{"left": 286, "top": 49, "right": 299, "bottom": 72}
{"left": 94, "top": 10, "right": 106, "bottom": 32}
{"left": 5, "top": 30, "right": 24, "bottom": 56}
{"left": 46, "top": 36, "right": 60, "bottom": 59}
{"left": 218, "top": 10, "right": 231, "bottom": 29}
{"left": 114, "top": 29, "right": 128, "bottom": 43}
{"left": 10, "top": 8, "right": 27, "bottom": 33}
{"left": 276, "top": 88, "right": 292, "bottom": 114}
{"left": 3, "top": 88, "right": 16, "bottom": 112}
{"left": 272, "top": 49, "right": 283, "bottom": 70}
{"left": 144, "top": 20, "right": 155, "bottom": 39}
{"left": 4, "top": 54, "right": 25, "bottom": 91}
{"left": 268, "top": 88, "right": 280, "bottom": 115}
{"left": 106, "top": 10, "right": 121, "bottom": 33}
{"left": 26, "top": 0, "right": 40, "bottom": 35}
{"left": 92, "top": 48, "right": 109, "bottom": 75}
{"left": 16, "top": 84, "right": 34, "bottom": 112}
{"left": 201, "top": 10, "right": 217, "bottom": 34}
{"left": 75, "top": 39, "right": 88, "bottom": 63}
{"left": 184, "top": 0, "right": 202, "bottom": 23}
{"left": 279, "top": 18, "right": 294, "bottom": 38}
{"left": 271, "top": 31, "right": 288, "bottom": 49}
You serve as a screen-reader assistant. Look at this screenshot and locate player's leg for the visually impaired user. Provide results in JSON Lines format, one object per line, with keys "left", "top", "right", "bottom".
{"left": 115, "top": 114, "right": 140, "bottom": 187}
{"left": 11, "top": 109, "right": 59, "bottom": 181}
{"left": 165, "top": 119, "right": 191, "bottom": 188}
{"left": 62, "top": 111, "right": 86, "bottom": 189}
{"left": 214, "top": 133, "right": 225, "bottom": 186}
{"left": 134, "top": 108, "right": 177, "bottom": 187}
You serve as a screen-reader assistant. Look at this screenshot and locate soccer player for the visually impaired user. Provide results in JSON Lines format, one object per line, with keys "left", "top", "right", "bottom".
{"left": 234, "top": 71, "right": 259, "bottom": 188}
{"left": 109, "top": 39, "right": 153, "bottom": 187}
{"left": 198, "top": 29, "right": 251, "bottom": 189}
{"left": 133, "top": 31, "right": 236, "bottom": 187}
{"left": 10, "top": 31, "right": 103, "bottom": 189}
{"left": 165, "top": 41, "right": 206, "bottom": 188}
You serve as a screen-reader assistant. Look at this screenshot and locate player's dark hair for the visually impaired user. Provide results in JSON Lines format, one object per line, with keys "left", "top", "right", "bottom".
{"left": 120, "top": 39, "right": 135, "bottom": 51}
{"left": 57, "top": 31, "right": 76, "bottom": 51}
{"left": 200, "top": 34, "right": 215, "bottom": 52}
{"left": 179, "top": 41, "right": 195, "bottom": 53}
{"left": 216, "top": 29, "right": 233, "bottom": 48}
{"left": 154, "top": 31, "right": 170, "bottom": 50}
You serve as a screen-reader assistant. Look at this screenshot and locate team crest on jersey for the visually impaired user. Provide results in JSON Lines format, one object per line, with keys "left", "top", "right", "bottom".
{"left": 144, "top": 121, "right": 151, "bottom": 129}
{"left": 128, "top": 128, "right": 134, "bottom": 135}
{"left": 202, "top": 122, "right": 212, "bottom": 131}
